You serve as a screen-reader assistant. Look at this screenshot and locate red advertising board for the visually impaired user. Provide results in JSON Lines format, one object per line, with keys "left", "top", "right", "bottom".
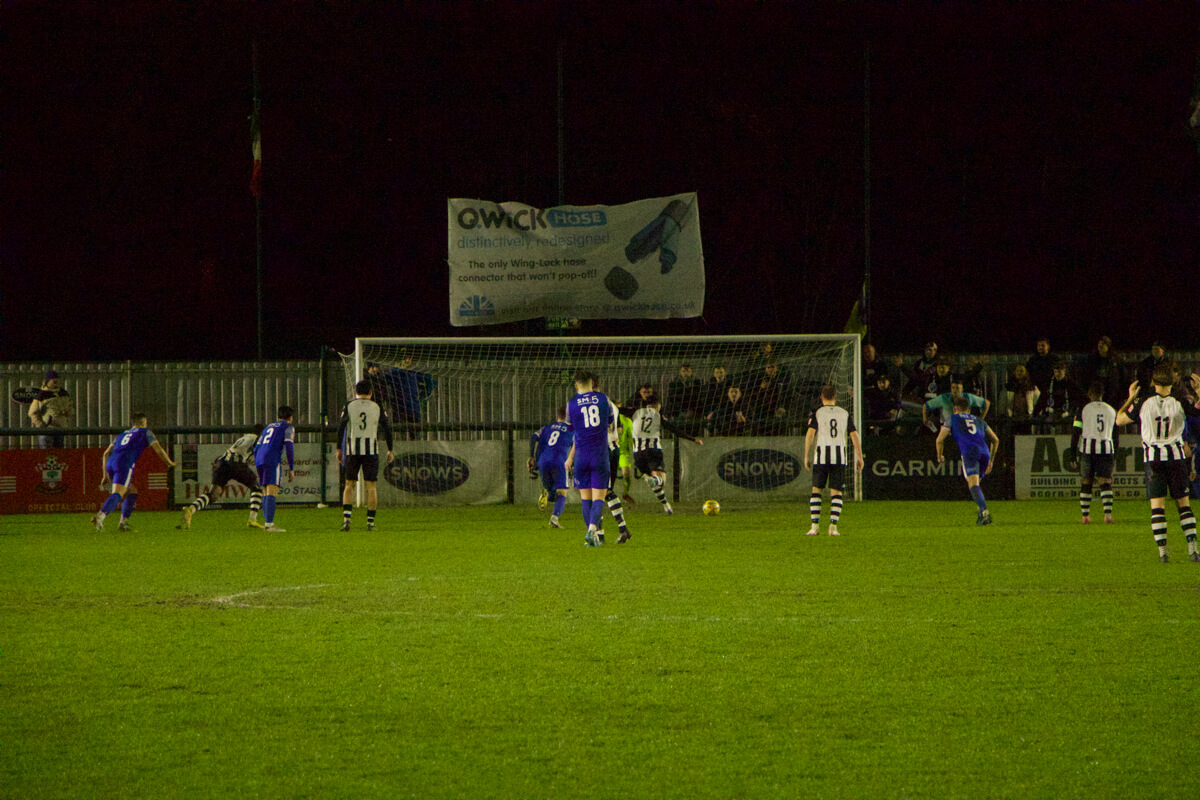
{"left": 0, "top": 448, "right": 170, "bottom": 514}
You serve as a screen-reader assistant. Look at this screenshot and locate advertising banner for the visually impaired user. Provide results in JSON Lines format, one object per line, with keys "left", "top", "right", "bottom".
{"left": 862, "top": 435, "right": 970, "bottom": 500}
{"left": 679, "top": 437, "right": 811, "bottom": 502}
{"left": 1014, "top": 434, "right": 1145, "bottom": 500}
{"left": 448, "top": 193, "right": 704, "bottom": 325}
{"left": 175, "top": 443, "right": 330, "bottom": 506}
{"left": 0, "top": 448, "right": 169, "bottom": 514}
{"left": 381, "top": 441, "right": 508, "bottom": 505}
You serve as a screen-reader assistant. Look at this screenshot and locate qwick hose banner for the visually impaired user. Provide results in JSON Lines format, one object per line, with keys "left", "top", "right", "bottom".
{"left": 448, "top": 193, "right": 704, "bottom": 325}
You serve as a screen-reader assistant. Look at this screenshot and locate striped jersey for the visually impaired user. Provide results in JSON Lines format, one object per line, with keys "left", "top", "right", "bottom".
{"left": 1136, "top": 393, "right": 1187, "bottom": 462}
{"left": 1073, "top": 401, "right": 1116, "bottom": 455}
{"left": 220, "top": 433, "right": 259, "bottom": 463}
{"left": 338, "top": 397, "right": 393, "bottom": 456}
{"left": 807, "top": 405, "right": 855, "bottom": 465}
{"left": 630, "top": 406, "right": 665, "bottom": 452}
{"left": 606, "top": 399, "right": 621, "bottom": 451}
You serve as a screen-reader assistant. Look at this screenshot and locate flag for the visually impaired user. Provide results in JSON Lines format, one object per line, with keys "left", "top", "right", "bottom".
{"left": 249, "top": 105, "right": 262, "bottom": 197}
{"left": 843, "top": 281, "right": 868, "bottom": 338}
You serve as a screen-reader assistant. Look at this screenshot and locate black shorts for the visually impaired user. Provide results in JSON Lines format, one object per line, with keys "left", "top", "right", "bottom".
{"left": 810, "top": 463, "right": 847, "bottom": 491}
{"left": 608, "top": 448, "right": 621, "bottom": 490}
{"left": 344, "top": 454, "right": 380, "bottom": 482}
{"left": 1145, "top": 459, "right": 1189, "bottom": 500}
{"left": 634, "top": 448, "right": 666, "bottom": 476}
{"left": 211, "top": 459, "right": 261, "bottom": 491}
{"left": 1079, "top": 453, "right": 1114, "bottom": 482}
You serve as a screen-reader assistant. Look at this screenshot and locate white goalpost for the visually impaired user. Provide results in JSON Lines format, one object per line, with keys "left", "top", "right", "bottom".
{"left": 340, "top": 335, "right": 862, "bottom": 508}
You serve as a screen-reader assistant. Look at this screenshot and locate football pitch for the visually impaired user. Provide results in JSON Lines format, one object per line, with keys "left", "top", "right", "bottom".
{"left": 2, "top": 500, "right": 1197, "bottom": 799}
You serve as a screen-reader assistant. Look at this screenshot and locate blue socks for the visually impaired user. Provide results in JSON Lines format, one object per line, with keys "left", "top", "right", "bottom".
{"left": 263, "top": 495, "right": 276, "bottom": 524}
{"left": 121, "top": 494, "right": 137, "bottom": 519}
{"left": 101, "top": 493, "right": 121, "bottom": 515}
{"left": 970, "top": 485, "right": 987, "bottom": 513}
{"left": 553, "top": 495, "right": 566, "bottom": 517}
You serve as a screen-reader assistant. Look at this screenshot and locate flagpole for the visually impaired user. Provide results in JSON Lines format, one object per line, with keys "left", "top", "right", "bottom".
{"left": 862, "top": 38, "right": 872, "bottom": 343}
{"left": 252, "top": 41, "right": 264, "bottom": 359}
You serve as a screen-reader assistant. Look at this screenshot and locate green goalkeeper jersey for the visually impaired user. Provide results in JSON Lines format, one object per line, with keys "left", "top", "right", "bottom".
{"left": 618, "top": 414, "right": 633, "bottom": 457}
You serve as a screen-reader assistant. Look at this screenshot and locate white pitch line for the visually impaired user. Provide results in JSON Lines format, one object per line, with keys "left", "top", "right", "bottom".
{"left": 211, "top": 583, "right": 332, "bottom": 608}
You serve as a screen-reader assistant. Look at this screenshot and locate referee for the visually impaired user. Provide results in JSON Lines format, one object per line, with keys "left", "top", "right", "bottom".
{"left": 337, "top": 380, "right": 395, "bottom": 531}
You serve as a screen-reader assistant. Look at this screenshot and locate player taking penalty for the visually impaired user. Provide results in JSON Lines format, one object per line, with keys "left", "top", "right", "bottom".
{"left": 936, "top": 395, "right": 1000, "bottom": 526}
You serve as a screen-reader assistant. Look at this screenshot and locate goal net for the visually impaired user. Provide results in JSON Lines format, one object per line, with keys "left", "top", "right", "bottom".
{"left": 338, "top": 335, "right": 861, "bottom": 509}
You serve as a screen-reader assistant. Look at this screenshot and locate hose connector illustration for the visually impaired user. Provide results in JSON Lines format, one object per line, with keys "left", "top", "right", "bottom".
{"left": 624, "top": 198, "right": 689, "bottom": 275}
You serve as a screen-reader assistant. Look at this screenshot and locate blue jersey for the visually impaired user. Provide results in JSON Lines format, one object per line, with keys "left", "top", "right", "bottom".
{"left": 255, "top": 420, "right": 295, "bottom": 469}
{"left": 567, "top": 391, "right": 612, "bottom": 453}
{"left": 947, "top": 413, "right": 989, "bottom": 457}
{"left": 532, "top": 421, "right": 573, "bottom": 466}
{"left": 110, "top": 427, "right": 156, "bottom": 466}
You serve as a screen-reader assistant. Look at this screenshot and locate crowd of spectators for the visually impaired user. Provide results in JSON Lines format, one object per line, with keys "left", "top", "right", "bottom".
{"left": 864, "top": 336, "right": 1200, "bottom": 436}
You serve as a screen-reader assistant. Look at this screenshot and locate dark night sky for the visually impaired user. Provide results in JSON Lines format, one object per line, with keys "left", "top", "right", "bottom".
{"left": 3, "top": 3, "right": 1198, "bottom": 362}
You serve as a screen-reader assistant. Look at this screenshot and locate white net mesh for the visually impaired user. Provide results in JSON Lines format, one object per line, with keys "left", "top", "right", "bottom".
{"left": 339, "top": 336, "right": 861, "bottom": 507}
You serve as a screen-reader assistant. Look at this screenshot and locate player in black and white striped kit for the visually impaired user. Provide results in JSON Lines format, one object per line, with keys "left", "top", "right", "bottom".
{"left": 803, "top": 384, "right": 865, "bottom": 536}
{"left": 1115, "top": 369, "right": 1197, "bottom": 563}
{"left": 337, "top": 380, "right": 394, "bottom": 531}
{"left": 180, "top": 424, "right": 266, "bottom": 529}
{"left": 630, "top": 394, "right": 704, "bottom": 517}
{"left": 1068, "top": 381, "right": 1118, "bottom": 524}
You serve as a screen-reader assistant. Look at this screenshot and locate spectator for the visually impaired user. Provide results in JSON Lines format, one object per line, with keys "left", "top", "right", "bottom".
{"left": 746, "top": 362, "right": 792, "bottom": 435}
{"left": 1137, "top": 342, "right": 1168, "bottom": 401}
{"left": 864, "top": 373, "right": 902, "bottom": 435}
{"left": 365, "top": 356, "right": 437, "bottom": 440}
{"left": 862, "top": 344, "right": 890, "bottom": 387}
{"left": 962, "top": 355, "right": 991, "bottom": 397}
{"left": 28, "top": 370, "right": 72, "bottom": 448}
{"left": 622, "top": 382, "right": 657, "bottom": 415}
{"left": 1033, "top": 360, "right": 1079, "bottom": 431}
{"left": 1079, "top": 335, "right": 1124, "bottom": 408}
{"left": 928, "top": 358, "right": 955, "bottom": 401}
{"left": 706, "top": 385, "right": 749, "bottom": 436}
{"left": 894, "top": 342, "right": 939, "bottom": 402}
{"left": 704, "top": 366, "right": 732, "bottom": 416}
{"left": 1005, "top": 364, "right": 1038, "bottom": 433}
{"left": 1026, "top": 337, "right": 1055, "bottom": 393}
{"left": 666, "top": 364, "right": 705, "bottom": 438}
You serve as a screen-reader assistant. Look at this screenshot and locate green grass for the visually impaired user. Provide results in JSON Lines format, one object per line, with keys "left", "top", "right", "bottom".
{"left": 2, "top": 500, "right": 1198, "bottom": 799}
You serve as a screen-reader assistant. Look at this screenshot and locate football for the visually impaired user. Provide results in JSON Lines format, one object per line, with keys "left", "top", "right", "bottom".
{"left": 702, "top": 500, "right": 720, "bottom": 516}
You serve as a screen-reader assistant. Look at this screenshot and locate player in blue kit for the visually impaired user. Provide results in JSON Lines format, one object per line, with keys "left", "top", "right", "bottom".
{"left": 528, "top": 407, "right": 574, "bottom": 528}
{"left": 936, "top": 395, "right": 1000, "bottom": 525}
{"left": 564, "top": 369, "right": 613, "bottom": 547}
{"left": 254, "top": 406, "right": 295, "bottom": 533}
{"left": 91, "top": 412, "right": 175, "bottom": 532}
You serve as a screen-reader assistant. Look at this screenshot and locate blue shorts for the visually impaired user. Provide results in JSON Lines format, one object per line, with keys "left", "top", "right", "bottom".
{"left": 539, "top": 458, "right": 568, "bottom": 493}
{"left": 572, "top": 448, "right": 610, "bottom": 491}
{"left": 961, "top": 449, "right": 989, "bottom": 478}
{"left": 257, "top": 462, "right": 283, "bottom": 488}
{"left": 106, "top": 457, "right": 137, "bottom": 488}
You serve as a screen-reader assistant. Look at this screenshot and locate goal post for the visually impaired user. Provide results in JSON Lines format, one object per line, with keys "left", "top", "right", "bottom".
{"left": 340, "top": 335, "right": 862, "bottom": 508}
